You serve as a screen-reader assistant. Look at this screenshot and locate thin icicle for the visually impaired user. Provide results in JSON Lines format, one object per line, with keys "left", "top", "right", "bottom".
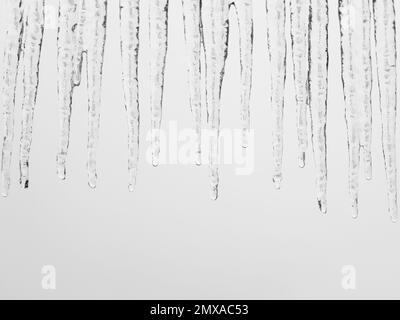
{"left": 149, "top": 0, "right": 169, "bottom": 167}
{"left": 202, "top": 0, "right": 229, "bottom": 200}
{"left": 19, "top": 0, "right": 45, "bottom": 189}
{"left": 309, "top": 0, "right": 328, "bottom": 214}
{"left": 84, "top": 0, "right": 107, "bottom": 189}
{"left": 290, "top": 0, "right": 309, "bottom": 168}
{"left": 0, "top": 0, "right": 24, "bottom": 197}
{"left": 339, "top": 0, "right": 373, "bottom": 218}
{"left": 120, "top": 0, "right": 140, "bottom": 192}
{"left": 56, "top": 0, "right": 79, "bottom": 180}
{"left": 181, "top": 0, "right": 202, "bottom": 165}
{"left": 266, "top": 0, "right": 286, "bottom": 190}
{"left": 373, "top": 0, "right": 397, "bottom": 222}
{"left": 56, "top": 0, "right": 107, "bottom": 189}
{"left": 234, "top": 0, "right": 253, "bottom": 149}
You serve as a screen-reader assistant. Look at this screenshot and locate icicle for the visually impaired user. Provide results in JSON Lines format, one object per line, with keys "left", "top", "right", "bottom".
{"left": 373, "top": 0, "right": 397, "bottom": 222}
{"left": 202, "top": 0, "right": 253, "bottom": 200}
{"left": 56, "top": 0, "right": 79, "bottom": 180}
{"left": 202, "top": 0, "right": 229, "bottom": 200}
{"left": 56, "top": 0, "right": 107, "bottom": 189}
{"left": 181, "top": 0, "right": 202, "bottom": 165}
{"left": 309, "top": 0, "right": 328, "bottom": 214}
{"left": 149, "top": 0, "right": 169, "bottom": 167}
{"left": 120, "top": 0, "right": 140, "bottom": 192}
{"left": 82, "top": 0, "right": 107, "bottom": 189}
{"left": 290, "top": 0, "right": 309, "bottom": 168}
{"left": 19, "top": 0, "right": 45, "bottom": 189}
{"left": 0, "top": 0, "right": 24, "bottom": 197}
{"left": 234, "top": 0, "right": 253, "bottom": 149}
{"left": 266, "top": 0, "right": 286, "bottom": 190}
{"left": 339, "top": 0, "right": 373, "bottom": 218}
{"left": 1, "top": 0, "right": 45, "bottom": 197}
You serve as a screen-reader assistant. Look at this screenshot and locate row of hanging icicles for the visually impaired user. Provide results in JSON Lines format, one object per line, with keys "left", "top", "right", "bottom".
{"left": 0, "top": 0, "right": 398, "bottom": 221}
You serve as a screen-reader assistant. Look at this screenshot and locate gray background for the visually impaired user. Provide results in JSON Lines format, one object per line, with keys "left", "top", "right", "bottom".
{"left": 1, "top": 0, "right": 400, "bottom": 299}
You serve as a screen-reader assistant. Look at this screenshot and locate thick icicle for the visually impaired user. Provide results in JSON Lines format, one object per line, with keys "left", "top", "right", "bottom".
{"left": 181, "top": 0, "right": 202, "bottom": 165}
{"left": 120, "top": 0, "right": 140, "bottom": 191}
{"left": 202, "top": 0, "right": 229, "bottom": 200}
{"left": 149, "top": 0, "right": 169, "bottom": 167}
{"left": 309, "top": 0, "right": 328, "bottom": 214}
{"left": 266, "top": 0, "right": 287, "bottom": 189}
{"left": 290, "top": 0, "right": 309, "bottom": 168}
{"left": 19, "top": 0, "right": 45, "bottom": 189}
{"left": 373, "top": 0, "right": 397, "bottom": 222}
{"left": 0, "top": 0, "right": 24, "bottom": 197}
{"left": 234, "top": 0, "right": 253, "bottom": 149}
{"left": 56, "top": 0, "right": 107, "bottom": 188}
{"left": 56, "top": 0, "right": 79, "bottom": 180}
{"left": 339, "top": 0, "right": 373, "bottom": 218}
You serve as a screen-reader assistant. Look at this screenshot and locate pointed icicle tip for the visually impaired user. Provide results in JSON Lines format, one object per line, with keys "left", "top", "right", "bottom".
{"left": 210, "top": 185, "right": 219, "bottom": 201}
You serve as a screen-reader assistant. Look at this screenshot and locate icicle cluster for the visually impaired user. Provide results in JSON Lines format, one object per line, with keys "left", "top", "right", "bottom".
{"left": 56, "top": 0, "right": 107, "bottom": 189}
{"left": 202, "top": 0, "right": 254, "bottom": 200}
{"left": 339, "top": 0, "right": 397, "bottom": 220}
{"left": 1, "top": 1, "right": 398, "bottom": 220}
{"left": 266, "top": 0, "right": 328, "bottom": 214}
{"left": 0, "top": 0, "right": 45, "bottom": 197}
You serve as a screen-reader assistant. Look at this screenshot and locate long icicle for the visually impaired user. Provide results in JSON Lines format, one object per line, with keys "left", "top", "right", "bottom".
{"left": 56, "top": 0, "right": 80, "bottom": 180}
{"left": 339, "top": 0, "right": 373, "bottom": 218}
{"left": 85, "top": 0, "right": 107, "bottom": 189}
{"left": 309, "top": 0, "right": 328, "bottom": 214}
{"left": 266, "top": 0, "right": 287, "bottom": 190}
{"left": 234, "top": 0, "right": 253, "bottom": 149}
{"left": 290, "top": 0, "right": 309, "bottom": 168}
{"left": 149, "top": 0, "right": 169, "bottom": 167}
{"left": 373, "top": 0, "right": 397, "bottom": 222}
{"left": 19, "top": 0, "right": 45, "bottom": 189}
{"left": 202, "top": 0, "right": 230, "bottom": 200}
{"left": 0, "top": 0, "right": 24, "bottom": 196}
{"left": 181, "top": 0, "right": 202, "bottom": 165}
{"left": 120, "top": 0, "right": 140, "bottom": 191}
